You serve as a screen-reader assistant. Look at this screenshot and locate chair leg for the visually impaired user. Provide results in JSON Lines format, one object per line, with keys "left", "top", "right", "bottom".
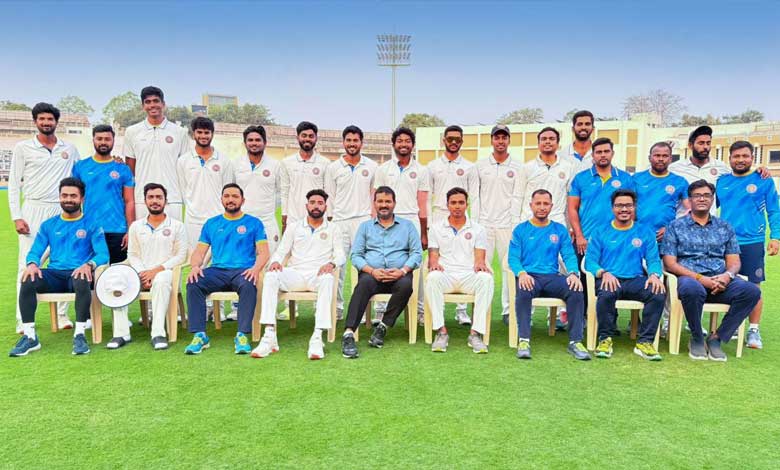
{"left": 213, "top": 301, "right": 222, "bottom": 330}
{"left": 409, "top": 306, "right": 417, "bottom": 344}
{"left": 483, "top": 301, "right": 491, "bottom": 346}
{"left": 586, "top": 303, "right": 597, "bottom": 351}
{"left": 548, "top": 306, "right": 557, "bottom": 337}
{"left": 178, "top": 293, "right": 187, "bottom": 329}
{"left": 91, "top": 292, "right": 103, "bottom": 344}
{"left": 669, "top": 302, "right": 682, "bottom": 355}
{"left": 140, "top": 300, "right": 150, "bottom": 328}
{"left": 709, "top": 312, "right": 718, "bottom": 335}
{"left": 630, "top": 310, "right": 639, "bottom": 340}
{"left": 328, "top": 298, "right": 337, "bottom": 344}
{"left": 49, "top": 303, "right": 58, "bottom": 333}
{"left": 424, "top": 296, "right": 433, "bottom": 344}
{"left": 653, "top": 320, "right": 661, "bottom": 351}
{"left": 736, "top": 319, "right": 746, "bottom": 358}
{"left": 167, "top": 298, "right": 178, "bottom": 343}
{"left": 289, "top": 301, "right": 297, "bottom": 329}
{"left": 509, "top": 308, "right": 518, "bottom": 348}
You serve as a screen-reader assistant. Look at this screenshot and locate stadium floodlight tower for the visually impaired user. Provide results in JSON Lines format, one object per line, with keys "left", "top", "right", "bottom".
{"left": 376, "top": 34, "right": 411, "bottom": 130}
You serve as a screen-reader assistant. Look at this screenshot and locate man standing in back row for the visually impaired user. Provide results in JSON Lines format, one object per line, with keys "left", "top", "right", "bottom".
{"left": 280, "top": 121, "right": 329, "bottom": 231}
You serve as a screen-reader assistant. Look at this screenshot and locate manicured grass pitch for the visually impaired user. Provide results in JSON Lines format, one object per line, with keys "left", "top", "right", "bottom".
{"left": 0, "top": 191, "right": 777, "bottom": 468}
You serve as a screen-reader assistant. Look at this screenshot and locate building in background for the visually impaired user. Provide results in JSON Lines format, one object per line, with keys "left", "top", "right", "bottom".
{"left": 202, "top": 94, "right": 239, "bottom": 108}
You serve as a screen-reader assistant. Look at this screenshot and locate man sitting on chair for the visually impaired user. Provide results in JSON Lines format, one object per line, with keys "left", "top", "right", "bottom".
{"left": 508, "top": 189, "right": 590, "bottom": 360}
{"left": 252, "top": 189, "right": 345, "bottom": 360}
{"left": 427, "top": 187, "right": 493, "bottom": 354}
{"left": 585, "top": 189, "right": 666, "bottom": 361}
{"left": 185, "top": 183, "right": 269, "bottom": 355}
{"left": 11, "top": 177, "right": 109, "bottom": 357}
{"left": 127, "top": 183, "right": 188, "bottom": 350}
{"left": 661, "top": 179, "right": 761, "bottom": 362}
{"left": 341, "top": 186, "right": 422, "bottom": 359}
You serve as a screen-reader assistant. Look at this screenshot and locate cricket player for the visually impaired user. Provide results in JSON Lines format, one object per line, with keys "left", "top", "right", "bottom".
{"left": 557, "top": 110, "right": 594, "bottom": 170}
{"left": 280, "top": 121, "right": 329, "bottom": 230}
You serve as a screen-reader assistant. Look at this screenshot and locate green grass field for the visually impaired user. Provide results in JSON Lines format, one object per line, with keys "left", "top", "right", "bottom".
{"left": 0, "top": 191, "right": 777, "bottom": 469}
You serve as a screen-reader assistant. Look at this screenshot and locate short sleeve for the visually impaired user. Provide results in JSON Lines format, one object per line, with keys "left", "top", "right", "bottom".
{"left": 122, "top": 164, "right": 135, "bottom": 187}
{"left": 428, "top": 226, "right": 440, "bottom": 250}
{"left": 255, "top": 218, "right": 267, "bottom": 243}
{"left": 474, "top": 227, "right": 488, "bottom": 250}
{"left": 198, "top": 220, "right": 212, "bottom": 246}
{"left": 417, "top": 166, "right": 431, "bottom": 192}
{"left": 569, "top": 174, "right": 582, "bottom": 197}
{"left": 660, "top": 222, "right": 678, "bottom": 256}
{"left": 724, "top": 224, "right": 740, "bottom": 255}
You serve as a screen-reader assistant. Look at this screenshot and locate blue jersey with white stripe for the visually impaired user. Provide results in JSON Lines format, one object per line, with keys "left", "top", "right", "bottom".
{"left": 27, "top": 213, "right": 109, "bottom": 270}
{"left": 716, "top": 171, "right": 780, "bottom": 244}
{"left": 585, "top": 221, "right": 661, "bottom": 278}
{"left": 72, "top": 157, "right": 134, "bottom": 233}
{"left": 569, "top": 166, "right": 635, "bottom": 239}
{"left": 199, "top": 213, "right": 267, "bottom": 269}
{"left": 508, "top": 220, "right": 578, "bottom": 275}
{"left": 633, "top": 170, "right": 688, "bottom": 233}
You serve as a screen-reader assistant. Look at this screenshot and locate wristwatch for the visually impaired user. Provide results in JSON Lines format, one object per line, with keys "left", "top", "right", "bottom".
{"left": 725, "top": 271, "right": 735, "bottom": 280}
{"left": 87, "top": 260, "right": 97, "bottom": 269}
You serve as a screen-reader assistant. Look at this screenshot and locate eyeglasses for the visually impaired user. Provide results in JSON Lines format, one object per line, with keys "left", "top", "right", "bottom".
{"left": 613, "top": 203, "right": 635, "bottom": 209}
{"left": 690, "top": 193, "right": 714, "bottom": 200}
{"left": 445, "top": 137, "right": 462, "bottom": 144}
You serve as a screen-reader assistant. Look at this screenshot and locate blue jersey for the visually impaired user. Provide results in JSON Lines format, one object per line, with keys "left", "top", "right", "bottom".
{"left": 585, "top": 221, "right": 661, "bottom": 278}
{"left": 508, "top": 220, "right": 578, "bottom": 275}
{"left": 27, "top": 213, "right": 109, "bottom": 270}
{"left": 633, "top": 170, "right": 688, "bottom": 233}
{"left": 72, "top": 157, "right": 134, "bottom": 233}
{"left": 199, "top": 213, "right": 267, "bottom": 269}
{"left": 716, "top": 171, "right": 780, "bottom": 244}
{"left": 569, "top": 166, "right": 635, "bottom": 239}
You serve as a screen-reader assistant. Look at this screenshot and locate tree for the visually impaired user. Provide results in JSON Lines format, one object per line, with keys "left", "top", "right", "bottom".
{"left": 561, "top": 108, "right": 580, "bottom": 123}
{"left": 621, "top": 89, "right": 685, "bottom": 127}
{"left": 167, "top": 105, "right": 195, "bottom": 127}
{"left": 57, "top": 95, "right": 93, "bottom": 115}
{"left": 113, "top": 106, "right": 146, "bottom": 129}
{"left": 497, "top": 107, "right": 544, "bottom": 125}
{"left": 208, "top": 103, "right": 275, "bottom": 125}
{"left": 399, "top": 113, "right": 446, "bottom": 133}
{"left": 722, "top": 109, "right": 764, "bottom": 124}
{"left": 0, "top": 100, "right": 31, "bottom": 111}
{"left": 102, "top": 91, "right": 140, "bottom": 126}
{"left": 678, "top": 113, "right": 721, "bottom": 127}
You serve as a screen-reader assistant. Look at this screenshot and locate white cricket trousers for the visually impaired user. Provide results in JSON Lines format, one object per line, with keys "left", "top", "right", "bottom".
{"left": 260, "top": 269, "right": 334, "bottom": 330}
{"left": 426, "top": 270, "right": 494, "bottom": 334}
{"left": 111, "top": 269, "right": 173, "bottom": 339}
{"left": 485, "top": 226, "right": 512, "bottom": 317}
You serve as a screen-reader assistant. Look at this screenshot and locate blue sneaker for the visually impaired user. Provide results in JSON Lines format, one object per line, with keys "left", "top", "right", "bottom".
{"left": 9, "top": 336, "right": 41, "bottom": 357}
{"left": 234, "top": 332, "right": 251, "bottom": 355}
{"left": 72, "top": 334, "right": 90, "bottom": 355}
{"left": 185, "top": 332, "right": 210, "bottom": 355}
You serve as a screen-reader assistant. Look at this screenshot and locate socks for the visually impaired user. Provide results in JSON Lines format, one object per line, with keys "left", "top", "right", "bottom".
{"left": 343, "top": 331, "right": 354, "bottom": 338}
{"left": 23, "top": 323, "right": 36, "bottom": 340}
{"left": 749, "top": 323, "right": 759, "bottom": 331}
{"left": 313, "top": 328, "right": 323, "bottom": 338}
{"left": 519, "top": 338, "right": 530, "bottom": 343}
{"left": 74, "top": 322, "right": 87, "bottom": 336}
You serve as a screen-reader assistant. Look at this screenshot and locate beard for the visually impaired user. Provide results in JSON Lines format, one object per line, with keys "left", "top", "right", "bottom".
{"left": 574, "top": 130, "right": 592, "bottom": 142}
{"left": 147, "top": 206, "right": 165, "bottom": 215}
{"left": 95, "top": 144, "right": 113, "bottom": 156}
{"left": 692, "top": 148, "right": 709, "bottom": 160}
{"left": 38, "top": 126, "right": 56, "bottom": 136}
{"left": 299, "top": 141, "right": 314, "bottom": 151}
{"left": 60, "top": 202, "right": 80, "bottom": 214}
{"left": 307, "top": 208, "right": 324, "bottom": 219}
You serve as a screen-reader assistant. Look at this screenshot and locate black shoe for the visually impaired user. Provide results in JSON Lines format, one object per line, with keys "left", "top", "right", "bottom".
{"left": 369, "top": 323, "right": 387, "bottom": 348}
{"left": 151, "top": 336, "right": 169, "bottom": 350}
{"left": 502, "top": 315, "right": 509, "bottom": 327}
{"left": 342, "top": 334, "right": 358, "bottom": 358}
{"left": 706, "top": 335, "right": 727, "bottom": 362}
{"left": 688, "top": 337, "right": 707, "bottom": 360}
{"left": 106, "top": 336, "right": 131, "bottom": 350}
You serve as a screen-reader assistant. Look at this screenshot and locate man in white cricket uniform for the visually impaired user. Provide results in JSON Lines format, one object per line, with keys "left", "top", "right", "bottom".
{"left": 557, "top": 110, "right": 595, "bottom": 171}
{"left": 127, "top": 183, "right": 188, "bottom": 350}
{"left": 233, "top": 125, "right": 281, "bottom": 255}
{"left": 123, "top": 86, "right": 190, "bottom": 221}
{"left": 669, "top": 125, "right": 729, "bottom": 217}
{"left": 324, "top": 125, "right": 378, "bottom": 314}
{"left": 280, "top": 121, "right": 329, "bottom": 230}
{"left": 9, "top": 103, "right": 80, "bottom": 332}
{"left": 426, "top": 187, "right": 493, "bottom": 354}
{"left": 427, "top": 124, "right": 480, "bottom": 324}
{"left": 176, "top": 117, "right": 234, "bottom": 249}
{"left": 373, "top": 127, "right": 429, "bottom": 320}
{"left": 474, "top": 124, "right": 524, "bottom": 323}
{"left": 252, "top": 189, "right": 345, "bottom": 360}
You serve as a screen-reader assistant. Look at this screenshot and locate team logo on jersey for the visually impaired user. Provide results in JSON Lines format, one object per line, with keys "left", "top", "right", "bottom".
{"left": 110, "top": 170, "right": 120, "bottom": 180}
{"left": 273, "top": 234, "right": 279, "bottom": 241}
{"left": 61, "top": 151, "right": 69, "bottom": 159}
{"left": 464, "top": 232, "right": 472, "bottom": 240}
{"left": 263, "top": 169, "right": 271, "bottom": 177}
{"left": 631, "top": 237, "right": 642, "bottom": 248}
{"left": 212, "top": 164, "right": 221, "bottom": 172}
{"left": 456, "top": 169, "right": 464, "bottom": 176}
{"left": 320, "top": 232, "right": 328, "bottom": 240}
{"left": 665, "top": 184, "right": 675, "bottom": 195}
{"left": 165, "top": 136, "right": 174, "bottom": 144}
{"left": 611, "top": 180, "right": 622, "bottom": 188}
{"left": 710, "top": 168, "right": 718, "bottom": 176}
{"left": 746, "top": 184, "right": 758, "bottom": 194}
{"left": 507, "top": 170, "right": 515, "bottom": 178}
{"left": 237, "top": 225, "right": 247, "bottom": 234}
{"left": 362, "top": 169, "right": 369, "bottom": 177}
{"left": 162, "top": 228, "right": 171, "bottom": 237}
{"left": 756, "top": 268, "right": 764, "bottom": 278}
{"left": 76, "top": 229, "right": 87, "bottom": 239}
{"left": 409, "top": 171, "right": 417, "bottom": 179}
{"left": 549, "top": 234, "right": 559, "bottom": 244}
{"left": 559, "top": 171, "right": 566, "bottom": 180}
{"left": 313, "top": 167, "right": 320, "bottom": 175}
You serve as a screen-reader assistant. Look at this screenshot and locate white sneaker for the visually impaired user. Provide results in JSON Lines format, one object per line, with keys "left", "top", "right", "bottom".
{"left": 455, "top": 309, "right": 471, "bottom": 326}
{"left": 85, "top": 319, "right": 92, "bottom": 330}
{"left": 251, "top": 332, "right": 279, "bottom": 358}
{"left": 276, "top": 307, "right": 290, "bottom": 321}
{"left": 308, "top": 334, "right": 325, "bottom": 360}
{"left": 57, "top": 315, "right": 73, "bottom": 330}
{"left": 226, "top": 310, "right": 238, "bottom": 321}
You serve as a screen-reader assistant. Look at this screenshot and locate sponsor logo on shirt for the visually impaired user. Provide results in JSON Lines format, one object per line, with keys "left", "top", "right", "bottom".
{"left": 162, "top": 228, "right": 171, "bottom": 237}
{"left": 320, "top": 232, "right": 328, "bottom": 239}
{"left": 110, "top": 170, "right": 120, "bottom": 180}
{"left": 559, "top": 171, "right": 566, "bottom": 180}
{"left": 362, "top": 169, "right": 369, "bottom": 177}
{"left": 710, "top": 168, "right": 718, "bottom": 176}
{"left": 61, "top": 151, "right": 69, "bottom": 159}
{"left": 212, "top": 164, "right": 221, "bottom": 172}
{"left": 611, "top": 180, "right": 622, "bottom": 188}
{"left": 237, "top": 225, "right": 247, "bottom": 234}
{"left": 464, "top": 232, "right": 472, "bottom": 240}
{"left": 313, "top": 167, "right": 320, "bottom": 175}
{"left": 549, "top": 234, "right": 559, "bottom": 243}
{"left": 409, "top": 171, "right": 417, "bottom": 179}
{"left": 166, "top": 136, "right": 174, "bottom": 144}
{"left": 747, "top": 184, "right": 757, "bottom": 194}
{"left": 456, "top": 169, "right": 464, "bottom": 177}
{"left": 76, "top": 229, "right": 87, "bottom": 239}
{"left": 263, "top": 169, "right": 271, "bottom": 177}
{"left": 507, "top": 170, "right": 515, "bottom": 178}
{"left": 631, "top": 237, "right": 642, "bottom": 248}
{"left": 665, "top": 185, "right": 675, "bottom": 195}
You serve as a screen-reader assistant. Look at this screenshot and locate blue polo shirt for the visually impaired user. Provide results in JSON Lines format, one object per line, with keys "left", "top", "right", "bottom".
{"left": 508, "top": 220, "right": 578, "bottom": 275}
{"left": 351, "top": 217, "right": 422, "bottom": 271}
{"left": 716, "top": 171, "right": 780, "bottom": 245}
{"left": 199, "top": 213, "right": 267, "bottom": 269}
{"left": 72, "top": 157, "right": 135, "bottom": 233}
{"left": 585, "top": 221, "right": 661, "bottom": 278}
{"left": 634, "top": 170, "right": 688, "bottom": 233}
{"left": 569, "top": 165, "right": 635, "bottom": 239}
{"left": 27, "top": 213, "right": 109, "bottom": 270}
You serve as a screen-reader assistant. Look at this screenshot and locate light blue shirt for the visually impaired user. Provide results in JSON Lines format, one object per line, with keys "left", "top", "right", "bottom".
{"left": 569, "top": 165, "right": 636, "bottom": 239}
{"left": 633, "top": 170, "right": 688, "bottom": 233}
{"left": 508, "top": 220, "right": 578, "bottom": 276}
{"left": 27, "top": 213, "right": 109, "bottom": 270}
{"left": 199, "top": 213, "right": 266, "bottom": 269}
{"left": 716, "top": 171, "right": 780, "bottom": 244}
{"left": 585, "top": 221, "right": 662, "bottom": 278}
{"left": 351, "top": 217, "right": 422, "bottom": 271}
{"left": 72, "top": 156, "right": 135, "bottom": 233}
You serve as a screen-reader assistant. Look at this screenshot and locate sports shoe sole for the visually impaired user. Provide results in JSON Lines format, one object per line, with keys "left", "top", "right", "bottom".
{"left": 342, "top": 353, "right": 359, "bottom": 359}
{"left": 633, "top": 347, "right": 662, "bottom": 361}
{"left": 9, "top": 343, "right": 41, "bottom": 357}
{"left": 251, "top": 347, "right": 278, "bottom": 358}
{"left": 688, "top": 350, "right": 708, "bottom": 361}
{"left": 595, "top": 351, "right": 612, "bottom": 358}
{"left": 72, "top": 348, "right": 91, "bottom": 355}
{"left": 308, "top": 353, "right": 324, "bottom": 360}
{"left": 185, "top": 343, "right": 210, "bottom": 355}
{"left": 568, "top": 350, "right": 591, "bottom": 361}
{"left": 516, "top": 352, "right": 531, "bottom": 360}
{"left": 707, "top": 352, "right": 727, "bottom": 362}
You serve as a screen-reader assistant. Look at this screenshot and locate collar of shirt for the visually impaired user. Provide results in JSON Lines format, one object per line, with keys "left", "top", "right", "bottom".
{"left": 32, "top": 136, "right": 66, "bottom": 151}
{"left": 191, "top": 148, "right": 223, "bottom": 165}
{"left": 145, "top": 215, "right": 171, "bottom": 232}
{"left": 245, "top": 154, "right": 268, "bottom": 171}
{"left": 588, "top": 165, "right": 619, "bottom": 178}
{"left": 339, "top": 155, "right": 367, "bottom": 168}
{"left": 142, "top": 118, "right": 170, "bottom": 130}
{"left": 684, "top": 213, "right": 714, "bottom": 227}
{"left": 300, "top": 217, "right": 331, "bottom": 233}
{"left": 566, "top": 143, "right": 592, "bottom": 161}
{"left": 393, "top": 157, "right": 417, "bottom": 172}
{"left": 294, "top": 152, "right": 321, "bottom": 163}
{"left": 489, "top": 154, "right": 512, "bottom": 166}
{"left": 533, "top": 154, "right": 560, "bottom": 168}
{"left": 439, "top": 154, "right": 463, "bottom": 164}
{"left": 372, "top": 217, "right": 400, "bottom": 228}
{"left": 441, "top": 217, "right": 473, "bottom": 234}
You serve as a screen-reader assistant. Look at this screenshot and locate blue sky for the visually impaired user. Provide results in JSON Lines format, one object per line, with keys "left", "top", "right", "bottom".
{"left": 2, "top": 0, "right": 778, "bottom": 131}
